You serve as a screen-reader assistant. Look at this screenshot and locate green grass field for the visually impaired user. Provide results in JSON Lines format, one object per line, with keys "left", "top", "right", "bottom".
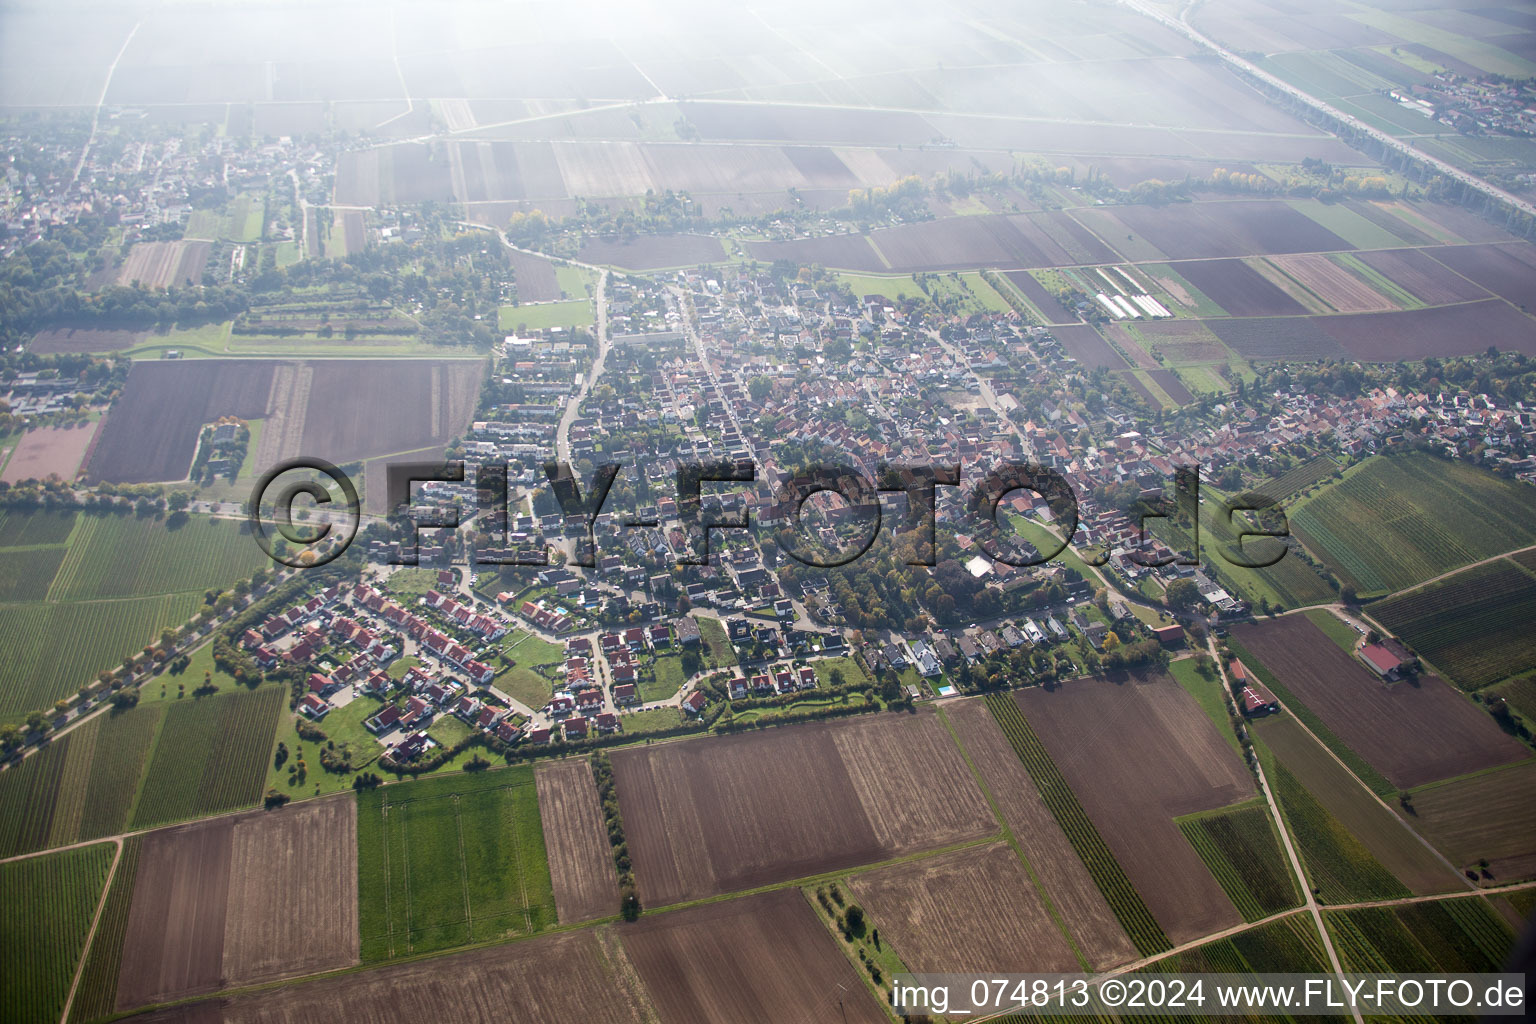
{"left": 0, "top": 842, "right": 115, "bottom": 1024}
{"left": 812, "top": 655, "right": 871, "bottom": 689}
{"left": 1291, "top": 454, "right": 1536, "bottom": 597}
{"left": 1147, "top": 912, "right": 1329, "bottom": 974}
{"left": 642, "top": 651, "right": 687, "bottom": 701}
{"left": 357, "top": 766, "right": 555, "bottom": 961}
{"left": 498, "top": 299, "right": 594, "bottom": 332}
{"left": 1178, "top": 803, "right": 1299, "bottom": 922}
{"left": 1325, "top": 896, "right": 1515, "bottom": 973}
{"left": 130, "top": 685, "right": 284, "bottom": 828}
{"left": 1168, "top": 657, "right": 1240, "bottom": 755}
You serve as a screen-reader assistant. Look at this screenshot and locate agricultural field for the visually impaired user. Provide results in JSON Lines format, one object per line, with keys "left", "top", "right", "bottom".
{"left": 1369, "top": 558, "right": 1536, "bottom": 689}
{"left": 113, "top": 797, "right": 360, "bottom": 1012}
{"left": 1316, "top": 299, "right": 1536, "bottom": 360}
{"left": 579, "top": 233, "right": 726, "bottom": 269}
{"left": 0, "top": 842, "right": 115, "bottom": 1024}
{"left": 534, "top": 759, "right": 619, "bottom": 923}
{"left": 116, "top": 240, "right": 211, "bottom": 289}
{"left": 1008, "top": 671, "right": 1256, "bottom": 948}
{"left": 1177, "top": 803, "right": 1299, "bottom": 922}
{"left": 1353, "top": 246, "right": 1491, "bottom": 304}
{"left": 1325, "top": 897, "right": 1515, "bottom": 974}
{"left": 130, "top": 928, "right": 651, "bottom": 1023}
{"left": 0, "top": 422, "right": 100, "bottom": 484}
{"left": 619, "top": 888, "right": 888, "bottom": 1024}
{"left": 0, "top": 702, "right": 162, "bottom": 858}
{"left": 1268, "top": 253, "right": 1396, "bottom": 312}
{"left": 1233, "top": 616, "right": 1527, "bottom": 790}
{"left": 46, "top": 512, "right": 267, "bottom": 602}
{"left": 1290, "top": 454, "right": 1536, "bottom": 597}
{"left": 979, "top": 693, "right": 1165, "bottom": 956}
{"left": 611, "top": 709, "right": 995, "bottom": 907}
{"left": 1429, "top": 242, "right": 1536, "bottom": 312}
{"left": 129, "top": 685, "right": 285, "bottom": 829}
{"left": 356, "top": 765, "right": 556, "bottom": 961}
{"left": 1253, "top": 455, "right": 1338, "bottom": 502}
{"left": 0, "top": 592, "right": 201, "bottom": 722}
{"left": 1104, "top": 200, "right": 1352, "bottom": 259}
{"left": 849, "top": 840, "right": 1080, "bottom": 973}
{"left": 1252, "top": 714, "right": 1460, "bottom": 899}
{"left": 184, "top": 195, "right": 264, "bottom": 243}
{"left": 1148, "top": 913, "right": 1331, "bottom": 975}
{"left": 1404, "top": 760, "right": 1536, "bottom": 885}
{"left": 1173, "top": 258, "right": 1305, "bottom": 316}
{"left": 87, "top": 358, "right": 483, "bottom": 485}
{"left": 497, "top": 299, "right": 594, "bottom": 332}
{"left": 69, "top": 836, "right": 142, "bottom": 1024}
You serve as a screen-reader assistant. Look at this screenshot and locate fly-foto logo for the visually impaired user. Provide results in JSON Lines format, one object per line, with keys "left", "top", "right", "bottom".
{"left": 250, "top": 458, "right": 1290, "bottom": 571}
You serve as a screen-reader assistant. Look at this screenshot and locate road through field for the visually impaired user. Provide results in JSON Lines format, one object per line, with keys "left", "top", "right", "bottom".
{"left": 57, "top": 837, "right": 122, "bottom": 1024}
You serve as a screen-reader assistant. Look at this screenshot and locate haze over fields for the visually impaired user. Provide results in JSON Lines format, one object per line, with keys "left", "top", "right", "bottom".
{"left": 3, "top": 2, "right": 1536, "bottom": 1024}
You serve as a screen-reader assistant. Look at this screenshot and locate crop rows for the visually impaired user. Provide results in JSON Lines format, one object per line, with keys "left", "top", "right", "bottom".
{"left": 1256, "top": 456, "right": 1338, "bottom": 501}
{"left": 0, "top": 509, "right": 79, "bottom": 547}
{"left": 1371, "top": 559, "right": 1536, "bottom": 688}
{"left": 1269, "top": 763, "right": 1409, "bottom": 904}
{"left": 0, "top": 546, "right": 69, "bottom": 601}
{"left": 1292, "top": 454, "right": 1536, "bottom": 596}
{"left": 130, "top": 686, "right": 283, "bottom": 829}
{"left": 1150, "top": 913, "right": 1328, "bottom": 976}
{"left": 1326, "top": 898, "right": 1513, "bottom": 974}
{"left": 0, "top": 592, "right": 201, "bottom": 720}
{"left": 983, "top": 693, "right": 1170, "bottom": 956}
{"left": 0, "top": 842, "right": 115, "bottom": 1024}
{"left": 68, "top": 836, "right": 142, "bottom": 1024}
{"left": 47, "top": 513, "right": 267, "bottom": 602}
{"left": 0, "top": 733, "right": 74, "bottom": 857}
{"left": 1179, "top": 805, "right": 1299, "bottom": 922}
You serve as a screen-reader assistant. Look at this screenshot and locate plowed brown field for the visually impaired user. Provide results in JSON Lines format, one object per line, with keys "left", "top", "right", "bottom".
{"left": 612, "top": 711, "right": 995, "bottom": 907}
{"left": 536, "top": 759, "right": 619, "bottom": 923}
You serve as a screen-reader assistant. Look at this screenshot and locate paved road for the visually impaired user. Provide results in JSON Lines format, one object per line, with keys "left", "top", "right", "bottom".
{"left": 1123, "top": 0, "right": 1536, "bottom": 221}
{"left": 557, "top": 268, "right": 610, "bottom": 464}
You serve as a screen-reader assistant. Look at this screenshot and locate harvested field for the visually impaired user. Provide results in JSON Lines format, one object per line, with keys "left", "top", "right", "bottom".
{"left": 1233, "top": 617, "right": 1527, "bottom": 790}
{"left": 611, "top": 710, "right": 995, "bottom": 907}
{"left": 744, "top": 233, "right": 886, "bottom": 271}
{"left": 1054, "top": 324, "right": 1126, "bottom": 370}
{"left": 1135, "top": 319, "right": 1230, "bottom": 362}
{"left": 0, "top": 421, "right": 99, "bottom": 483}
{"left": 620, "top": 888, "right": 887, "bottom": 1024}
{"left": 1430, "top": 243, "right": 1536, "bottom": 310}
{"left": 946, "top": 699, "right": 1136, "bottom": 969}
{"left": 1013, "top": 671, "right": 1254, "bottom": 945}
{"left": 579, "top": 233, "right": 725, "bottom": 269}
{"left": 850, "top": 841, "right": 1080, "bottom": 973}
{"left": 508, "top": 248, "right": 562, "bottom": 302}
{"left": 1354, "top": 248, "right": 1490, "bottom": 305}
{"left": 117, "top": 798, "right": 361, "bottom": 1011}
{"left": 1270, "top": 254, "right": 1396, "bottom": 312}
{"left": 1208, "top": 317, "right": 1346, "bottom": 361}
{"left": 116, "top": 817, "right": 235, "bottom": 1010}
{"left": 1149, "top": 368, "right": 1194, "bottom": 404}
{"left": 128, "top": 928, "right": 650, "bottom": 1024}
{"left": 1003, "top": 270, "right": 1075, "bottom": 322}
{"left": 340, "top": 211, "right": 366, "bottom": 255}
{"left": 117, "top": 240, "right": 211, "bottom": 289}
{"left": 1406, "top": 760, "right": 1536, "bottom": 884}
{"left": 1175, "top": 259, "right": 1307, "bottom": 316}
{"left": 1316, "top": 300, "right": 1536, "bottom": 360}
{"left": 867, "top": 214, "right": 1079, "bottom": 272}
{"left": 1255, "top": 713, "right": 1458, "bottom": 896}
{"left": 535, "top": 759, "right": 619, "bottom": 924}
{"left": 27, "top": 327, "right": 147, "bottom": 354}
{"left": 679, "top": 101, "right": 935, "bottom": 147}
{"left": 1110, "top": 200, "right": 1352, "bottom": 259}
{"left": 1371, "top": 559, "right": 1536, "bottom": 689}
{"left": 221, "top": 796, "right": 359, "bottom": 986}
{"left": 88, "top": 358, "right": 482, "bottom": 484}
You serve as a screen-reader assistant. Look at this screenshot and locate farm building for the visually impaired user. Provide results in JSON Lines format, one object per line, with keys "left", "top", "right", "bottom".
{"left": 1151, "top": 624, "right": 1185, "bottom": 645}
{"left": 1358, "top": 642, "right": 1414, "bottom": 679}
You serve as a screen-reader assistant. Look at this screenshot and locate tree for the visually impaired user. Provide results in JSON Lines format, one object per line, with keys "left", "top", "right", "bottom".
{"left": 1165, "top": 578, "right": 1201, "bottom": 611}
{"left": 844, "top": 903, "right": 866, "bottom": 936}
{"left": 748, "top": 375, "right": 773, "bottom": 402}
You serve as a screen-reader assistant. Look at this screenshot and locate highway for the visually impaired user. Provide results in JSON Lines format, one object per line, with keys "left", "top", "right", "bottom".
{"left": 1123, "top": 0, "right": 1536, "bottom": 221}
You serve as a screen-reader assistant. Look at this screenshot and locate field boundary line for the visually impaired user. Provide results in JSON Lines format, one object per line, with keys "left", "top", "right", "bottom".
{"left": 452, "top": 795, "right": 473, "bottom": 942}
{"left": 379, "top": 799, "right": 394, "bottom": 959}
{"left": 934, "top": 704, "right": 1093, "bottom": 971}
{"left": 57, "top": 837, "right": 122, "bottom": 1024}
{"left": 1365, "top": 542, "right": 1536, "bottom": 603}
{"left": 1325, "top": 879, "right": 1536, "bottom": 912}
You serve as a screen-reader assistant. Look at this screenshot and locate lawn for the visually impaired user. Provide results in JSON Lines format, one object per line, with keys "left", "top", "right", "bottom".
{"left": 357, "top": 765, "right": 555, "bottom": 961}
{"left": 619, "top": 707, "right": 684, "bottom": 734}
{"left": 498, "top": 299, "right": 594, "bottom": 332}
{"left": 696, "top": 616, "right": 737, "bottom": 669}
{"left": 494, "top": 662, "right": 554, "bottom": 710}
{"left": 1304, "top": 608, "right": 1358, "bottom": 655}
{"left": 265, "top": 695, "right": 386, "bottom": 798}
{"left": 1168, "top": 656, "right": 1240, "bottom": 755}
{"left": 812, "top": 655, "right": 870, "bottom": 689}
{"left": 642, "top": 652, "right": 688, "bottom": 701}
{"left": 383, "top": 568, "right": 441, "bottom": 596}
